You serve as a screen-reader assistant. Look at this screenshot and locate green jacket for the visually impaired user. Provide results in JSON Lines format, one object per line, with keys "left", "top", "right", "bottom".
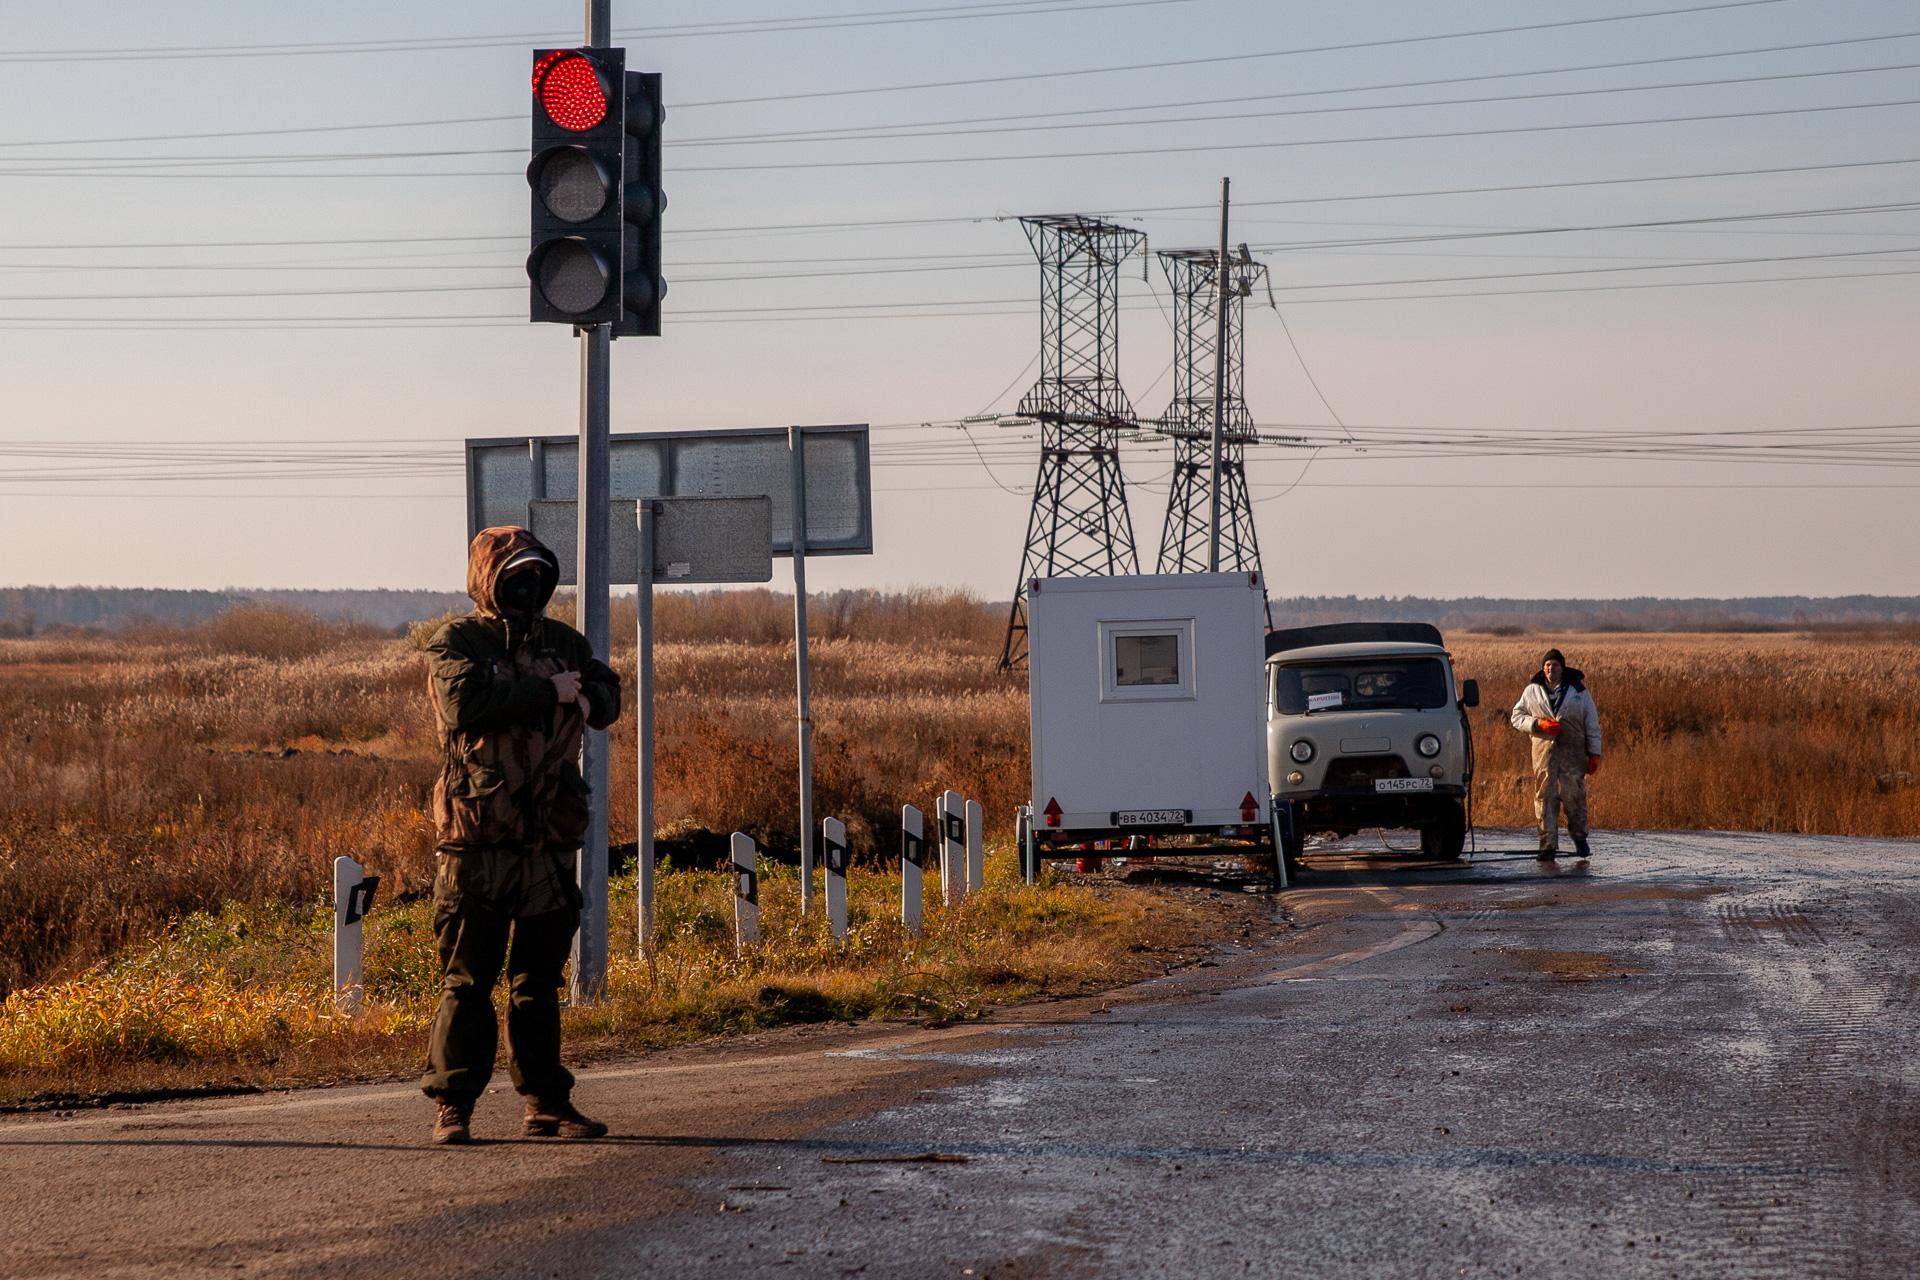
{"left": 427, "top": 526, "right": 621, "bottom": 853}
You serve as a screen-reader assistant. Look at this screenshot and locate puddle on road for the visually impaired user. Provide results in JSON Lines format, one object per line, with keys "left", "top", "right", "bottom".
{"left": 1410, "top": 884, "right": 1726, "bottom": 914}
{"left": 1496, "top": 947, "right": 1647, "bottom": 982}
{"left": 826, "top": 1048, "right": 1030, "bottom": 1067}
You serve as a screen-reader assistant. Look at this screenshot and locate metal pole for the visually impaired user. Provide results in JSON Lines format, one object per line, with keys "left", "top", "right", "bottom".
{"left": 1208, "top": 176, "right": 1231, "bottom": 572}
{"left": 789, "top": 427, "right": 816, "bottom": 915}
{"left": 635, "top": 501, "right": 656, "bottom": 954}
{"left": 570, "top": 0, "right": 614, "bottom": 1004}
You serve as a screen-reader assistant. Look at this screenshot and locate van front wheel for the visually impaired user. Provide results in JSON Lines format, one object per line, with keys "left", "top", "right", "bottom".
{"left": 1420, "top": 802, "right": 1467, "bottom": 861}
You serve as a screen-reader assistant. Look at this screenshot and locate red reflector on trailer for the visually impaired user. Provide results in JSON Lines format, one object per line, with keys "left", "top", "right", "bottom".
{"left": 1043, "top": 798, "right": 1062, "bottom": 828}
{"left": 1240, "top": 792, "right": 1258, "bottom": 822}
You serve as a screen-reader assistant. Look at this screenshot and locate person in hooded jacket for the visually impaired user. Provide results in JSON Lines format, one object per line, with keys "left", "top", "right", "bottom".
{"left": 420, "top": 526, "right": 622, "bottom": 1146}
{"left": 1509, "top": 647, "right": 1602, "bottom": 859}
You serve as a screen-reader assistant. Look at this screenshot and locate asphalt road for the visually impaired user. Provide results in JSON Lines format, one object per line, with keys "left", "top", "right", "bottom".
{"left": 4, "top": 828, "right": 1917, "bottom": 1279}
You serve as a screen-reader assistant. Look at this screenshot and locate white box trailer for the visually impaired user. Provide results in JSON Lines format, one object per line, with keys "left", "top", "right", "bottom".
{"left": 1019, "top": 573, "right": 1281, "bottom": 884}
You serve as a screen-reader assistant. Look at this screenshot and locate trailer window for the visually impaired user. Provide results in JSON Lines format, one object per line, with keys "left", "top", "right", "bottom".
{"left": 1100, "top": 619, "right": 1197, "bottom": 701}
{"left": 1114, "top": 633, "right": 1180, "bottom": 686}
{"left": 1273, "top": 658, "right": 1449, "bottom": 713}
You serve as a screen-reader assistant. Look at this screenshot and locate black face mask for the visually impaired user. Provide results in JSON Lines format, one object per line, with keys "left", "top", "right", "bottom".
{"left": 495, "top": 567, "right": 547, "bottom": 616}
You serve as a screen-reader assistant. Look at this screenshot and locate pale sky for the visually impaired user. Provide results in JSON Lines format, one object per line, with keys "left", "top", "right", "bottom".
{"left": 2, "top": 0, "right": 1917, "bottom": 600}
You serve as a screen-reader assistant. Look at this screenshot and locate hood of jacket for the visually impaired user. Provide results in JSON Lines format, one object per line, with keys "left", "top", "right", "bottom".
{"left": 1530, "top": 666, "right": 1586, "bottom": 693}
{"left": 466, "top": 525, "right": 559, "bottom": 619}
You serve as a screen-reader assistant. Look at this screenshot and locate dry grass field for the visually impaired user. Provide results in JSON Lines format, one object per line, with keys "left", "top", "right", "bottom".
{"left": 0, "top": 594, "right": 1914, "bottom": 1092}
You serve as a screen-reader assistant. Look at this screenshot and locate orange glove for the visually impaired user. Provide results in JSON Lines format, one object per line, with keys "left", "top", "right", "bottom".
{"left": 1586, "top": 755, "right": 1601, "bottom": 776}
{"left": 1536, "top": 717, "right": 1561, "bottom": 737}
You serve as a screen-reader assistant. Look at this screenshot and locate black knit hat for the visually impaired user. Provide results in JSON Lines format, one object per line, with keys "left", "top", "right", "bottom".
{"left": 1541, "top": 648, "right": 1566, "bottom": 667}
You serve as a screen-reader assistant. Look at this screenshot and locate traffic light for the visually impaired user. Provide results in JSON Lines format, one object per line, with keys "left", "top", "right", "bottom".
{"left": 613, "top": 71, "right": 665, "bottom": 338}
{"left": 527, "top": 47, "right": 628, "bottom": 327}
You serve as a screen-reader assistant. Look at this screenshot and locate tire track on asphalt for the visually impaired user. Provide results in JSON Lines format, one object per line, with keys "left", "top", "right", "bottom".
{"left": 1676, "top": 889, "right": 1887, "bottom": 1277}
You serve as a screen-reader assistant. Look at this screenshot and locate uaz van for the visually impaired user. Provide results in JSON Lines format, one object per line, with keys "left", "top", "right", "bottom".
{"left": 1266, "top": 622, "right": 1478, "bottom": 864}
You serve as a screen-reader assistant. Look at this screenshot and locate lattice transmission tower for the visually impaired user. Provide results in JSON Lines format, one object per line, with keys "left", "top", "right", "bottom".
{"left": 998, "top": 215, "right": 1148, "bottom": 670}
{"left": 1154, "top": 247, "right": 1270, "bottom": 621}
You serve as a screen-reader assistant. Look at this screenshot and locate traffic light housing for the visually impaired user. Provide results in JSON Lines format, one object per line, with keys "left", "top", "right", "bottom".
{"left": 527, "top": 47, "right": 628, "bottom": 327}
{"left": 613, "top": 71, "right": 665, "bottom": 338}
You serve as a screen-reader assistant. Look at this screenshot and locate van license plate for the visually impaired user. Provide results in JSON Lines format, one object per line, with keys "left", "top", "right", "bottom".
{"left": 1114, "top": 809, "right": 1190, "bottom": 826}
{"left": 1375, "top": 778, "right": 1434, "bottom": 793}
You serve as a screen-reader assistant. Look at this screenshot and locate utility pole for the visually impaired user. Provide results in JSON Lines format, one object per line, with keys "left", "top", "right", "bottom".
{"left": 570, "top": 0, "right": 614, "bottom": 1003}
{"left": 1208, "top": 176, "right": 1230, "bottom": 572}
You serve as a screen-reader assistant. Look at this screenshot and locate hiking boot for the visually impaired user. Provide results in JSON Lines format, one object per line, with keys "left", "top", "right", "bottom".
{"left": 432, "top": 1100, "right": 473, "bottom": 1146}
{"left": 1572, "top": 834, "right": 1591, "bottom": 858}
{"left": 524, "top": 1097, "right": 608, "bottom": 1139}
{"left": 1535, "top": 849, "right": 1558, "bottom": 861}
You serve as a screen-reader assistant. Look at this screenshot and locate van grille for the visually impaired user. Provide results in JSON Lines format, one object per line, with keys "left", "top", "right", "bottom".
{"left": 1324, "top": 754, "right": 1410, "bottom": 788}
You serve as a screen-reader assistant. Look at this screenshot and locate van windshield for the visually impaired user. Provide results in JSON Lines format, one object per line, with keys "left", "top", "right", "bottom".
{"left": 1273, "top": 657, "right": 1449, "bottom": 714}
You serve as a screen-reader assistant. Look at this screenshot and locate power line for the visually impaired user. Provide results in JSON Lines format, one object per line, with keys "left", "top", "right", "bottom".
{"left": 6, "top": 256, "right": 1920, "bottom": 327}
{"left": 20, "top": 93, "right": 1916, "bottom": 179}
{"left": 667, "top": 95, "right": 1920, "bottom": 174}
{"left": 675, "top": 1, "right": 1792, "bottom": 109}
{"left": 0, "top": 155, "right": 1914, "bottom": 251}
{"left": 0, "top": 0, "right": 1195, "bottom": 63}
{"left": 4, "top": 210, "right": 1915, "bottom": 301}
{"left": 6, "top": 27, "right": 1910, "bottom": 152}
{"left": 677, "top": 31, "right": 1920, "bottom": 145}
{"left": 678, "top": 59, "right": 1920, "bottom": 148}
{"left": 19, "top": 58, "right": 1920, "bottom": 167}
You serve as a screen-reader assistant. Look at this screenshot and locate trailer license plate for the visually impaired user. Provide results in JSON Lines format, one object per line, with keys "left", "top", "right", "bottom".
{"left": 1114, "top": 809, "right": 1190, "bottom": 826}
{"left": 1375, "top": 778, "right": 1434, "bottom": 793}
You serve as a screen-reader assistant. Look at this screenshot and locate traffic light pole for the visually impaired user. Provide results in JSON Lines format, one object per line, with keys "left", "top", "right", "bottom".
{"left": 570, "top": 0, "right": 614, "bottom": 1005}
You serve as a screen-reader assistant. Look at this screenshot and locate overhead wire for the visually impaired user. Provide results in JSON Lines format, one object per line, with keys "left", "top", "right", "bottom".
{"left": 0, "top": 0, "right": 1200, "bottom": 63}
{"left": 4, "top": 27, "right": 1912, "bottom": 152}
{"left": 16, "top": 94, "right": 1920, "bottom": 177}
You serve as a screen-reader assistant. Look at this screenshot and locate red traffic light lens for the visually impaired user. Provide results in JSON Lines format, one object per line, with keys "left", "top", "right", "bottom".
{"left": 533, "top": 51, "right": 608, "bottom": 132}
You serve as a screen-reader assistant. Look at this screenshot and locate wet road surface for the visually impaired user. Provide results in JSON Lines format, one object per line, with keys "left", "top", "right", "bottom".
{"left": 4, "top": 828, "right": 1917, "bottom": 1278}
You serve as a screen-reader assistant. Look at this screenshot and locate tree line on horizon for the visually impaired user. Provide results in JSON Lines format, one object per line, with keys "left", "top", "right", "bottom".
{"left": 1, "top": 585, "right": 1916, "bottom": 637}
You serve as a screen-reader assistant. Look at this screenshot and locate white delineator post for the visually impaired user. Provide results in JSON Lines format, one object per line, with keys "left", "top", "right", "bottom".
{"left": 900, "top": 805, "right": 925, "bottom": 937}
{"left": 332, "top": 855, "right": 376, "bottom": 1017}
{"left": 938, "top": 789, "right": 966, "bottom": 907}
{"left": 635, "top": 499, "right": 658, "bottom": 956}
{"left": 731, "top": 832, "right": 760, "bottom": 955}
{"left": 965, "top": 798, "right": 985, "bottom": 894}
{"left": 823, "top": 817, "right": 849, "bottom": 942}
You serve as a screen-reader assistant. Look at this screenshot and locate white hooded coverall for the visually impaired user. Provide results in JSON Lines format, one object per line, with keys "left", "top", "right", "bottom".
{"left": 1509, "top": 670, "right": 1602, "bottom": 852}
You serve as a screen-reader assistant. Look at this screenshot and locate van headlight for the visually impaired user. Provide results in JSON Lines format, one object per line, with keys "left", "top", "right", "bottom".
{"left": 1415, "top": 733, "right": 1442, "bottom": 758}
{"left": 1289, "top": 739, "right": 1315, "bottom": 763}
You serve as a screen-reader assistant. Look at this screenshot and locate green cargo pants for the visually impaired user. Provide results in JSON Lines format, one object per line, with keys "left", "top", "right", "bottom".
{"left": 420, "top": 847, "right": 580, "bottom": 1105}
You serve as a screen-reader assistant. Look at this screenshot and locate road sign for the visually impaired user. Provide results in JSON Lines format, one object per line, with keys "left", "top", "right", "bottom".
{"left": 529, "top": 495, "right": 773, "bottom": 585}
{"left": 465, "top": 424, "right": 871, "bottom": 566}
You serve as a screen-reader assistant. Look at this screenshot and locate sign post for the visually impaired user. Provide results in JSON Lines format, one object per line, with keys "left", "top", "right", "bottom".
{"left": 790, "top": 427, "right": 816, "bottom": 916}
{"left": 900, "top": 804, "right": 925, "bottom": 937}
{"left": 635, "top": 499, "right": 657, "bottom": 953}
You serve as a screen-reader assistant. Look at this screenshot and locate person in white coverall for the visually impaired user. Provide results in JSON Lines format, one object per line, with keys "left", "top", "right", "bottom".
{"left": 1509, "top": 648, "right": 1603, "bottom": 858}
